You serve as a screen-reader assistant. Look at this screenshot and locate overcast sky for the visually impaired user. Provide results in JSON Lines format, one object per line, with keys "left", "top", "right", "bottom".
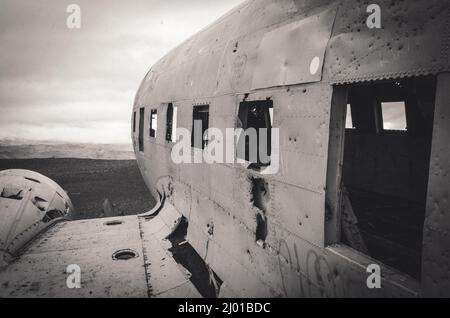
{"left": 0, "top": 0, "right": 244, "bottom": 144}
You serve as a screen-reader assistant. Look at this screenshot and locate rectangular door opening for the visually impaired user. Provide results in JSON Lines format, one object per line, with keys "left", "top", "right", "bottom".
{"left": 192, "top": 105, "right": 209, "bottom": 149}
{"left": 328, "top": 76, "right": 437, "bottom": 280}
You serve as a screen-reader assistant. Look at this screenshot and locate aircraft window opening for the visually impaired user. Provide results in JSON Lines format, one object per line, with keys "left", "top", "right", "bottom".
{"left": 133, "top": 111, "right": 136, "bottom": 133}
{"left": 150, "top": 109, "right": 158, "bottom": 138}
{"left": 237, "top": 100, "right": 273, "bottom": 170}
{"left": 328, "top": 76, "right": 437, "bottom": 280}
{"left": 138, "top": 108, "right": 145, "bottom": 152}
{"left": 381, "top": 101, "right": 407, "bottom": 131}
{"left": 166, "top": 103, "right": 177, "bottom": 143}
{"left": 345, "top": 104, "right": 354, "bottom": 129}
{"left": 191, "top": 105, "right": 209, "bottom": 150}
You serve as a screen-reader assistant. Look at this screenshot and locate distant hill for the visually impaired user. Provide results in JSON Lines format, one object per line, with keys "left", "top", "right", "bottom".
{"left": 0, "top": 139, "right": 135, "bottom": 160}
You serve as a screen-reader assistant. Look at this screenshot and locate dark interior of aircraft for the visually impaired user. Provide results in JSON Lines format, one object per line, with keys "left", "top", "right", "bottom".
{"left": 237, "top": 100, "right": 273, "bottom": 167}
{"left": 166, "top": 103, "right": 174, "bottom": 142}
{"left": 191, "top": 105, "right": 210, "bottom": 150}
{"left": 341, "top": 76, "right": 437, "bottom": 280}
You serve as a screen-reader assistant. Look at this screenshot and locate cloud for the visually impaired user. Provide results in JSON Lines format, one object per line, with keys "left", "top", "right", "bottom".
{"left": 0, "top": 0, "right": 245, "bottom": 144}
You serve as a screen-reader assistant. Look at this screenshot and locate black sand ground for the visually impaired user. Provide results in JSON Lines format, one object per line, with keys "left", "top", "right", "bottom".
{"left": 0, "top": 158, "right": 155, "bottom": 220}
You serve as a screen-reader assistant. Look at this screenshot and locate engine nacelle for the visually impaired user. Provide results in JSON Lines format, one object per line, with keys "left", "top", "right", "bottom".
{"left": 0, "top": 169, "right": 74, "bottom": 266}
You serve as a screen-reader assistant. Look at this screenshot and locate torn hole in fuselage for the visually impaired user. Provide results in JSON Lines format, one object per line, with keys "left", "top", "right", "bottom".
{"left": 167, "top": 216, "right": 223, "bottom": 298}
{"left": 251, "top": 177, "right": 270, "bottom": 245}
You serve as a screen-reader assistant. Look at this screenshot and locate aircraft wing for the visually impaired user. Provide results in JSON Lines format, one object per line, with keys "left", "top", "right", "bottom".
{"left": 0, "top": 201, "right": 201, "bottom": 298}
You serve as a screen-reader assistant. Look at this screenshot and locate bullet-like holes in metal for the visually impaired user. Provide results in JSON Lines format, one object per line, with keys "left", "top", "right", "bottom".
{"left": 112, "top": 249, "right": 139, "bottom": 260}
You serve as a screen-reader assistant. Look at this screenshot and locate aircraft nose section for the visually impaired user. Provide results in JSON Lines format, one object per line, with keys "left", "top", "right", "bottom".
{"left": 0, "top": 169, "right": 74, "bottom": 265}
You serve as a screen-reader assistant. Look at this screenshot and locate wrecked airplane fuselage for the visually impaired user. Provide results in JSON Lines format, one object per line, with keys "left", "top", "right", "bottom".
{"left": 1, "top": 0, "right": 450, "bottom": 298}
{"left": 131, "top": 0, "right": 450, "bottom": 297}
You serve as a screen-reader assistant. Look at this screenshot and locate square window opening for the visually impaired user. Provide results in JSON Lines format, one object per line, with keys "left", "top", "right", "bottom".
{"left": 381, "top": 101, "right": 407, "bottom": 131}
{"left": 237, "top": 100, "right": 273, "bottom": 169}
{"left": 192, "top": 105, "right": 209, "bottom": 149}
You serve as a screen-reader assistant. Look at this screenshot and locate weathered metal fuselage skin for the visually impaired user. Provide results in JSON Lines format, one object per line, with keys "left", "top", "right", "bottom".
{"left": 132, "top": 0, "right": 450, "bottom": 297}
{"left": 0, "top": 170, "right": 74, "bottom": 267}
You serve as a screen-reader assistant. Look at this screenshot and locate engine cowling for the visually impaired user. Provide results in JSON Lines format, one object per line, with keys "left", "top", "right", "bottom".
{"left": 0, "top": 169, "right": 74, "bottom": 266}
